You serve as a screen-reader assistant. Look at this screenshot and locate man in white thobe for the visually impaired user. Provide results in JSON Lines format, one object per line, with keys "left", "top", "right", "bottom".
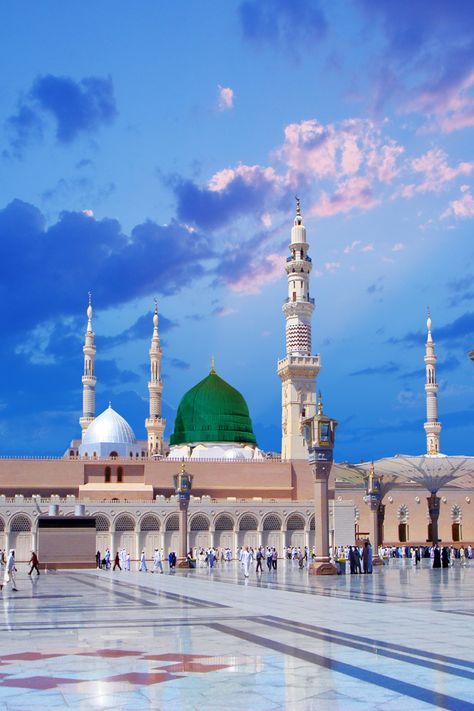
{"left": 139, "top": 551, "right": 147, "bottom": 572}
{"left": 239, "top": 546, "right": 253, "bottom": 578}
{"left": 153, "top": 548, "right": 163, "bottom": 573}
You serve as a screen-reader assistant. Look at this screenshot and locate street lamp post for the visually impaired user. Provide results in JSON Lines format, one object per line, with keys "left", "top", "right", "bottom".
{"left": 304, "top": 394, "right": 338, "bottom": 575}
{"left": 173, "top": 462, "right": 193, "bottom": 567}
{"left": 363, "top": 462, "right": 384, "bottom": 565}
{"left": 427, "top": 492, "right": 441, "bottom": 546}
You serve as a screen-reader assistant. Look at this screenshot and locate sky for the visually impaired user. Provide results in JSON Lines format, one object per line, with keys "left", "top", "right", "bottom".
{"left": 0, "top": 0, "right": 473, "bottom": 460}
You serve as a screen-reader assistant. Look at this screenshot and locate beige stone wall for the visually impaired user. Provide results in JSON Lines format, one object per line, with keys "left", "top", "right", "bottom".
{"left": 338, "top": 485, "right": 474, "bottom": 545}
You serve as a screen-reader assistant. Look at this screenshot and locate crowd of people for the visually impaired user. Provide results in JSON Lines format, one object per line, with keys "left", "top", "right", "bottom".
{"left": 1, "top": 540, "right": 470, "bottom": 592}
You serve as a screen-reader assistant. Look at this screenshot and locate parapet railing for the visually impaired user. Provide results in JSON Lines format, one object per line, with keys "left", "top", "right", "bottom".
{"left": 0, "top": 455, "right": 283, "bottom": 463}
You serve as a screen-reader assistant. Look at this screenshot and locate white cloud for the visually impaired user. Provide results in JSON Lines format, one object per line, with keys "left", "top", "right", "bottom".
{"left": 217, "top": 85, "right": 234, "bottom": 111}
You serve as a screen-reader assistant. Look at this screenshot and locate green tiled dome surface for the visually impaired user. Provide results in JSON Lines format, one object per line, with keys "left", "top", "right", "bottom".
{"left": 170, "top": 370, "right": 256, "bottom": 446}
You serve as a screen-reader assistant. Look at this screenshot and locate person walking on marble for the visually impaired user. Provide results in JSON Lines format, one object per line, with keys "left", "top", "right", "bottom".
{"left": 139, "top": 551, "right": 148, "bottom": 572}
{"left": 255, "top": 547, "right": 263, "bottom": 573}
{"left": 1, "top": 549, "right": 18, "bottom": 592}
{"left": 153, "top": 548, "right": 163, "bottom": 573}
{"left": 113, "top": 551, "right": 121, "bottom": 571}
{"left": 28, "top": 551, "right": 40, "bottom": 576}
{"left": 125, "top": 551, "right": 131, "bottom": 571}
{"left": 240, "top": 546, "right": 253, "bottom": 578}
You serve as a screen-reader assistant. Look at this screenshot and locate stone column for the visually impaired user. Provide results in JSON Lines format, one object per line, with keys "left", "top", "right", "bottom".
{"left": 176, "top": 499, "right": 189, "bottom": 567}
{"left": 377, "top": 503, "right": 385, "bottom": 549}
{"left": 309, "top": 461, "right": 337, "bottom": 575}
{"left": 364, "top": 494, "right": 383, "bottom": 565}
{"left": 427, "top": 494, "right": 441, "bottom": 545}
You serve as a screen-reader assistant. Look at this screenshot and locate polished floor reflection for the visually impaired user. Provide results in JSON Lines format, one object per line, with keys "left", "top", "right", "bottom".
{"left": 0, "top": 559, "right": 473, "bottom": 710}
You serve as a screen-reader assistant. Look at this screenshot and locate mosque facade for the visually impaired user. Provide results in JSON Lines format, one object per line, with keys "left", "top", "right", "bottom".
{"left": 0, "top": 204, "right": 473, "bottom": 561}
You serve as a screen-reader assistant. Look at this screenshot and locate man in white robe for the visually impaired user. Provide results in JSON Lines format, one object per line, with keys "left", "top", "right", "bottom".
{"left": 153, "top": 548, "right": 163, "bottom": 573}
{"left": 139, "top": 551, "right": 147, "bottom": 572}
{"left": 239, "top": 546, "right": 253, "bottom": 578}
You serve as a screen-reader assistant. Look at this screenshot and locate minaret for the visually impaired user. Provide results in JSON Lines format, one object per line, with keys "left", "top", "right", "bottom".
{"left": 79, "top": 292, "right": 96, "bottom": 438}
{"left": 278, "top": 199, "right": 321, "bottom": 460}
{"left": 145, "top": 300, "right": 165, "bottom": 456}
{"left": 424, "top": 308, "right": 441, "bottom": 454}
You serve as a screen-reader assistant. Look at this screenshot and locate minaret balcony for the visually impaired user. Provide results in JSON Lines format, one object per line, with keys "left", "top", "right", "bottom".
{"left": 285, "top": 296, "right": 315, "bottom": 304}
{"left": 286, "top": 255, "right": 312, "bottom": 263}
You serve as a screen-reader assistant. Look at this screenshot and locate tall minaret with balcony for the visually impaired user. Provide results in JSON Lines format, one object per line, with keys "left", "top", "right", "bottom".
{"left": 145, "top": 301, "right": 165, "bottom": 456}
{"left": 424, "top": 308, "right": 441, "bottom": 454}
{"left": 79, "top": 292, "right": 96, "bottom": 438}
{"left": 278, "top": 199, "right": 320, "bottom": 460}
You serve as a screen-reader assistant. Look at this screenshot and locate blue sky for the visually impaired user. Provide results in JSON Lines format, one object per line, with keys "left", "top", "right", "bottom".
{"left": 0, "top": 0, "right": 473, "bottom": 459}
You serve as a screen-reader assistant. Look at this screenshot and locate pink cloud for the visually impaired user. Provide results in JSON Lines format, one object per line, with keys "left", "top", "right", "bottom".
{"left": 370, "top": 143, "right": 405, "bottom": 183}
{"left": 392, "top": 242, "right": 405, "bottom": 252}
{"left": 407, "top": 70, "right": 474, "bottom": 134}
{"left": 398, "top": 148, "right": 473, "bottom": 197}
{"left": 312, "top": 176, "right": 379, "bottom": 217}
{"left": 324, "top": 261, "right": 341, "bottom": 273}
{"left": 217, "top": 85, "right": 234, "bottom": 111}
{"left": 208, "top": 164, "right": 281, "bottom": 192}
{"left": 441, "top": 186, "right": 474, "bottom": 220}
{"left": 277, "top": 118, "right": 404, "bottom": 188}
{"left": 228, "top": 253, "right": 285, "bottom": 294}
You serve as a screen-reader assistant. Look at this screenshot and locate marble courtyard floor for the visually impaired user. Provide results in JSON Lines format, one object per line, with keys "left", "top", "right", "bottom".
{"left": 0, "top": 560, "right": 473, "bottom": 710}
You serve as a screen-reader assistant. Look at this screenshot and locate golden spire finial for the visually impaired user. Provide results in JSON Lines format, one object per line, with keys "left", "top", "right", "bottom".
{"left": 210, "top": 354, "right": 216, "bottom": 374}
{"left": 317, "top": 391, "right": 323, "bottom": 415}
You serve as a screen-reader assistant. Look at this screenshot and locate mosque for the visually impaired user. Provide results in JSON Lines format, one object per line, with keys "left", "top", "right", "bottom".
{"left": 0, "top": 203, "right": 472, "bottom": 562}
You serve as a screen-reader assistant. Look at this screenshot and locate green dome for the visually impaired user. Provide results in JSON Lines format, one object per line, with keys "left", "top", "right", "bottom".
{"left": 170, "top": 368, "right": 257, "bottom": 446}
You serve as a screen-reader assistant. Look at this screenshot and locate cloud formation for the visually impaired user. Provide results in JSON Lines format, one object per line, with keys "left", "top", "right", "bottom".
{"left": 441, "top": 185, "right": 474, "bottom": 220}
{"left": 0, "top": 200, "right": 211, "bottom": 339}
{"left": 239, "top": 0, "right": 327, "bottom": 58}
{"left": 5, "top": 74, "right": 117, "bottom": 154}
{"left": 350, "top": 361, "right": 400, "bottom": 377}
{"left": 217, "top": 85, "right": 234, "bottom": 111}
{"left": 360, "top": 0, "right": 474, "bottom": 131}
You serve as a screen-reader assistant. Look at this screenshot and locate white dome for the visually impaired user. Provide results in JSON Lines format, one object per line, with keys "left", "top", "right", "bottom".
{"left": 83, "top": 405, "right": 137, "bottom": 446}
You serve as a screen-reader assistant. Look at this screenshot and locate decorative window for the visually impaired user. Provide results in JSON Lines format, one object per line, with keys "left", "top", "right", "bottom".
{"left": 165, "top": 514, "right": 179, "bottom": 531}
{"left": 109, "top": 451, "right": 118, "bottom": 459}
{"left": 398, "top": 505, "right": 409, "bottom": 523}
{"left": 10, "top": 514, "right": 32, "bottom": 532}
{"left": 215, "top": 514, "right": 234, "bottom": 531}
{"left": 140, "top": 515, "right": 160, "bottom": 531}
{"left": 115, "top": 514, "right": 135, "bottom": 532}
{"left": 286, "top": 514, "right": 305, "bottom": 530}
{"left": 95, "top": 514, "right": 110, "bottom": 532}
{"left": 451, "top": 504, "right": 462, "bottom": 522}
{"left": 190, "top": 514, "right": 210, "bottom": 531}
{"left": 117, "top": 466, "right": 123, "bottom": 483}
{"left": 309, "top": 515, "right": 315, "bottom": 531}
{"left": 263, "top": 514, "right": 282, "bottom": 531}
{"left": 0, "top": 516, "right": 5, "bottom": 532}
{"left": 239, "top": 514, "right": 258, "bottom": 531}
{"left": 105, "top": 466, "right": 111, "bottom": 483}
